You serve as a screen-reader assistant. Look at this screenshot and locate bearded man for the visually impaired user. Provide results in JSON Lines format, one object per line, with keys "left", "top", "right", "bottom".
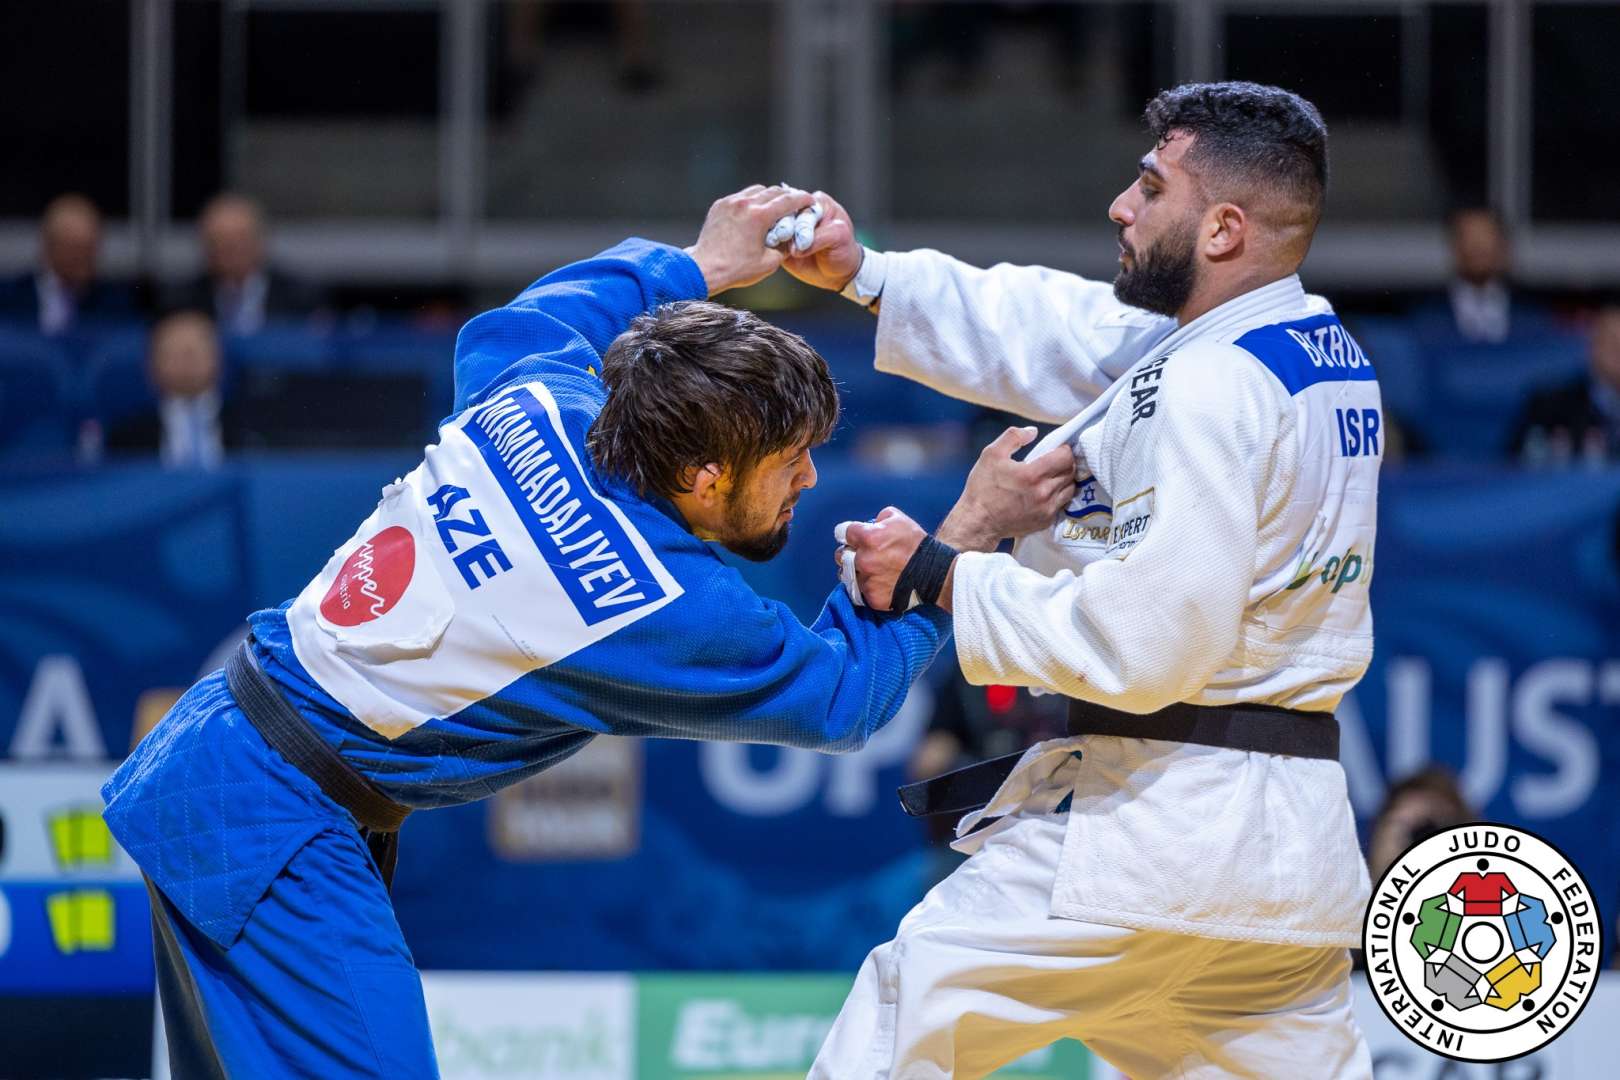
{"left": 787, "top": 81, "right": 1381, "bottom": 1078}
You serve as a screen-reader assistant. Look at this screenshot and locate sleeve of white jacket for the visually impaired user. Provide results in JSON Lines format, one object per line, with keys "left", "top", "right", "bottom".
{"left": 872, "top": 249, "right": 1175, "bottom": 425}
{"left": 949, "top": 344, "right": 1285, "bottom": 713}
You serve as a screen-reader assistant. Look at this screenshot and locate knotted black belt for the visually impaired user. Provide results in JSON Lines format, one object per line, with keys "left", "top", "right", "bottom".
{"left": 225, "top": 640, "right": 411, "bottom": 890}
{"left": 897, "top": 698, "right": 1338, "bottom": 818}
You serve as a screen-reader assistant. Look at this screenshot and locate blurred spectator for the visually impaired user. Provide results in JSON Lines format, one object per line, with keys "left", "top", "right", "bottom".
{"left": 166, "top": 193, "right": 324, "bottom": 334}
{"left": 104, "top": 312, "right": 237, "bottom": 468}
{"left": 891, "top": 3, "right": 993, "bottom": 94}
{"left": 1413, "top": 207, "right": 1545, "bottom": 344}
{"left": 1367, "top": 766, "right": 1475, "bottom": 885}
{"left": 0, "top": 194, "right": 137, "bottom": 334}
{"left": 1509, "top": 304, "right": 1620, "bottom": 465}
{"left": 498, "top": 0, "right": 663, "bottom": 98}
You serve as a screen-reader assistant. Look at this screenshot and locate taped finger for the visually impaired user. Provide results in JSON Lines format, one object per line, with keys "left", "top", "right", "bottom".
{"left": 839, "top": 545, "right": 863, "bottom": 606}
{"left": 792, "top": 202, "right": 824, "bottom": 253}
{"left": 766, "top": 213, "right": 796, "bottom": 248}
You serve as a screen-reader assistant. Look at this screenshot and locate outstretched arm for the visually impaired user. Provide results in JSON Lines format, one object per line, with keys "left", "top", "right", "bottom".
{"left": 842, "top": 346, "right": 1285, "bottom": 715}
{"left": 453, "top": 185, "right": 821, "bottom": 411}
{"left": 553, "top": 563, "right": 952, "bottom": 754}
{"left": 782, "top": 191, "right": 1175, "bottom": 423}
{"left": 946, "top": 347, "right": 1281, "bottom": 714}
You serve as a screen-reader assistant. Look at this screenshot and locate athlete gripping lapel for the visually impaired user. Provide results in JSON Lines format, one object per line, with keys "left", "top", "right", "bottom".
{"left": 792, "top": 84, "right": 1381, "bottom": 1078}
{"left": 100, "top": 185, "right": 1052, "bottom": 1079}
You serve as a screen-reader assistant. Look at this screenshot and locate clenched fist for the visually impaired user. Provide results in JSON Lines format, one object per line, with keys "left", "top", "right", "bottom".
{"left": 686, "top": 185, "right": 818, "bottom": 296}
{"left": 838, "top": 506, "right": 928, "bottom": 612}
{"left": 779, "top": 191, "right": 862, "bottom": 293}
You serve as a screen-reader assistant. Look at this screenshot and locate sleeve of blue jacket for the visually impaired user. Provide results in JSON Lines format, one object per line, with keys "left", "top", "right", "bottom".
{"left": 553, "top": 561, "right": 953, "bottom": 754}
{"left": 451, "top": 237, "right": 708, "bottom": 412}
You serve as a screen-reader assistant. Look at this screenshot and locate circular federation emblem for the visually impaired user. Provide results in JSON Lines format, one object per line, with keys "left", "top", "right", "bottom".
{"left": 1362, "top": 823, "right": 1602, "bottom": 1062}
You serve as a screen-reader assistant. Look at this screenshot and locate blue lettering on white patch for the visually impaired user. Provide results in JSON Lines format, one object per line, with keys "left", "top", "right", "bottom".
{"left": 1234, "top": 314, "right": 1377, "bottom": 396}
{"left": 464, "top": 387, "right": 664, "bottom": 625}
{"left": 426, "top": 483, "right": 515, "bottom": 589}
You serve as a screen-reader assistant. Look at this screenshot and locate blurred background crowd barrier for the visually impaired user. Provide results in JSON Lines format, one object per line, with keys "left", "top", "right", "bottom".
{"left": 2, "top": 1, "right": 1619, "bottom": 1077}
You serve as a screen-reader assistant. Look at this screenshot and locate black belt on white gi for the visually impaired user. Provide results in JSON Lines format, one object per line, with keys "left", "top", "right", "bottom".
{"left": 224, "top": 639, "right": 412, "bottom": 891}
{"left": 896, "top": 698, "right": 1339, "bottom": 818}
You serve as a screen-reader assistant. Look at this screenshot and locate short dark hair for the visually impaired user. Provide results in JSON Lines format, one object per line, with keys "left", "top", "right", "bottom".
{"left": 587, "top": 301, "right": 839, "bottom": 499}
{"left": 1375, "top": 766, "right": 1473, "bottom": 826}
{"left": 1447, "top": 204, "right": 1507, "bottom": 233}
{"left": 1144, "top": 81, "right": 1328, "bottom": 224}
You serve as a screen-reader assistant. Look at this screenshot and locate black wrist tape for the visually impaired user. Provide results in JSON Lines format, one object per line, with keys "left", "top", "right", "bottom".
{"left": 892, "top": 534, "right": 959, "bottom": 610}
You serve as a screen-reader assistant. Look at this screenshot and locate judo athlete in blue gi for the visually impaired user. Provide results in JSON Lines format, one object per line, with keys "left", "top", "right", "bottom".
{"left": 100, "top": 186, "right": 1074, "bottom": 1077}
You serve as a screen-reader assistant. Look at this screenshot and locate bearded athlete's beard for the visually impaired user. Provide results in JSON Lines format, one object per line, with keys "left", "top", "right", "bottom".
{"left": 719, "top": 492, "right": 794, "bottom": 563}
{"left": 1113, "top": 217, "right": 1199, "bottom": 317}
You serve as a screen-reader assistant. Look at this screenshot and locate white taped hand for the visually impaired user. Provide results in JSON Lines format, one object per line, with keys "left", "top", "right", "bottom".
{"left": 766, "top": 199, "right": 823, "bottom": 254}
{"left": 834, "top": 520, "right": 864, "bottom": 607}
{"left": 833, "top": 519, "right": 922, "bottom": 612}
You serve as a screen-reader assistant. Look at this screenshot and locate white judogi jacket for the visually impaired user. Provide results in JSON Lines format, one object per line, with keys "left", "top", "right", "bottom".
{"left": 873, "top": 249, "right": 1378, "bottom": 948}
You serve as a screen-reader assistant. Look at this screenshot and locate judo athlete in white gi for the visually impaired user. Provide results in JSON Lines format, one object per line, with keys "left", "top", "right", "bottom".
{"left": 99, "top": 186, "right": 1072, "bottom": 1078}
{"left": 785, "top": 82, "right": 1381, "bottom": 1078}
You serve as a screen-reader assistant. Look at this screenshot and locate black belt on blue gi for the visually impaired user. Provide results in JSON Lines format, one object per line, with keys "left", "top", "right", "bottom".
{"left": 224, "top": 639, "right": 411, "bottom": 891}
{"left": 896, "top": 698, "right": 1339, "bottom": 818}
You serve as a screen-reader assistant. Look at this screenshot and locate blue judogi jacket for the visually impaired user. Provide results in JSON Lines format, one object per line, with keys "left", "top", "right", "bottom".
{"left": 103, "top": 240, "right": 950, "bottom": 945}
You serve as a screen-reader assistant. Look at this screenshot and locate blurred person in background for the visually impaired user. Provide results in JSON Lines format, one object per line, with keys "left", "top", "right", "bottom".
{"left": 0, "top": 193, "right": 137, "bottom": 334}
{"left": 1413, "top": 206, "right": 1546, "bottom": 345}
{"left": 499, "top": 0, "right": 662, "bottom": 96}
{"left": 104, "top": 311, "right": 237, "bottom": 468}
{"left": 166, "top": 193, "right": 324, "bottom": 334}
{"left": 1509, "top": 302, "right": 1620, "bottom": 464}
{"left": 1366, "top": 766, "right": 1474, "bottom": 885}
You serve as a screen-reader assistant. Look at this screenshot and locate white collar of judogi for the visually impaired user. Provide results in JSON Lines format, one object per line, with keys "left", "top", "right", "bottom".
{"left": 1028, "top": 274, "right": 1313, "bottom": 460}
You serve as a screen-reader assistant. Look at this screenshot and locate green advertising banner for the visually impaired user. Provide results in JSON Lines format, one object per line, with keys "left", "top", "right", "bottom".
{"left": 634, "top": 974, "right": 1093, "bottom": 1080}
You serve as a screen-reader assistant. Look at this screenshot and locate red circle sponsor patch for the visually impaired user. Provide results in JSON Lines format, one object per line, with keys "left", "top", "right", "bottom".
{"left": 319, "top": 525, "right": 415, "bottom": 626}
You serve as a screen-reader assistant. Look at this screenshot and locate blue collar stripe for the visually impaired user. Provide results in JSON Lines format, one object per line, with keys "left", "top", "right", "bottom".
{"left": 1233, "top": 313, "right": 1378, "bottom": 396}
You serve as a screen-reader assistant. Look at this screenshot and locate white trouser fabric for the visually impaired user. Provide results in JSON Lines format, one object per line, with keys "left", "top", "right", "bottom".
{"left": 811, "top": 811, "right": 1372, "bottom": 1080}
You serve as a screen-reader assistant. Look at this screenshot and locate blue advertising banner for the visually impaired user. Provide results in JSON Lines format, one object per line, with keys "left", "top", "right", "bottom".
{"left": 0, "top": 459, "right": 1616, "bottom": 987}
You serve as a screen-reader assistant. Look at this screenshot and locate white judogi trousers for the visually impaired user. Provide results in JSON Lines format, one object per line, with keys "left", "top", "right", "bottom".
{"left": 810, "top": 809, "right": 1373, "bottom": 1080}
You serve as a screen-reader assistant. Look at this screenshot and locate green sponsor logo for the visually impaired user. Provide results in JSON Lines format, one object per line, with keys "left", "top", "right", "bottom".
{"left": 430, "top": 1005, "right": 626, "bottom": 1078}
{"left": 1285, "top": 545, "right": 1371, "bottom": 594}
{"left": 636, "top": 974, "right": 1091, "bottom": 1079}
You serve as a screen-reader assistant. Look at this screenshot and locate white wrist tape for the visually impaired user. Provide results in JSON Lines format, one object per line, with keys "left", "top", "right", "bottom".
{"left": 834, "top": 520, "right": 864, "bottom": 607}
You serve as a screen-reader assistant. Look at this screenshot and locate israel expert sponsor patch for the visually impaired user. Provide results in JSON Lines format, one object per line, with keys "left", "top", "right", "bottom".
{"left": 1362, "top": 823, "right": 1602, "bottom": 1063}
{"left": 1105, "top": 487, "right": 1153, "bottom": 559}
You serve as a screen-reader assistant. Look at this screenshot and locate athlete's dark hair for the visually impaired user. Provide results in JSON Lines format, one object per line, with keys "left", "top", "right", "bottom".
{"left": 1143, "top": 81, "right": 1329, "bottom": 224}
{"left": 1447, "top": 204, "right": 1508, "bottom": 234}
{"left": 587, "top": 301, "right": 839, "bottom": 499}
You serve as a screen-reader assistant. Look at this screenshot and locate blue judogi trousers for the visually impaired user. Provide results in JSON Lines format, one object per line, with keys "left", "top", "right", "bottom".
{"left": 146, "top": 825, "right": 438, "bottom": 1077}
{"left": 108, "top": 674, "right": 441, "bottom": 1076}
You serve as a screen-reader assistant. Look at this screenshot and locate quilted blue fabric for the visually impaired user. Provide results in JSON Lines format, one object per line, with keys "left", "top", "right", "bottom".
{"left": 103, "top": 673, "right": 352, "bottom": 945}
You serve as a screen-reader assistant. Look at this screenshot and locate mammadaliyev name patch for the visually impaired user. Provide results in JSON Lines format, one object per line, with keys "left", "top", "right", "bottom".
{"left": 1362, "top": 823, "right": 1602, "bottom": 1062}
